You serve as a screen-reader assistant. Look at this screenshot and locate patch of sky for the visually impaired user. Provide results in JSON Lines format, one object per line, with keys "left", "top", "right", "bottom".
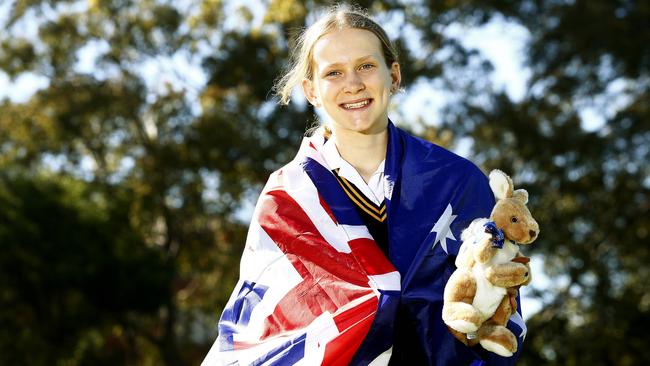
{"left": 521, "top": 255, "right": 555, "bottom": 320}
{"left": 0, "top": 72, "right": 50, "bottom": 103}
{"left": 165, "top": 185, "right": 184, "bottom": 209}
{"left": 199, "top": 168, "right": 227, "bottom": 213}
{"left": 396, "top": 78, "right": 450, "bottom": 127}
{"left": 233, "top": 186, "right": 260, "bottom": 224}
{"left": 373, "top": 6, "right": 406, "bottom": 44}
{"left": 75, "top": 39, "right": 113, "bottom": 76}
{"left": 577, "top": 76, "right": 641, "bottom": 132}
{"left": 0, "top": 1, "right": 10, "bottom": 24}
{"left": 257, "top": 99, "right": 279, "bottom": 121}
{"left": 451, "top": 137, "right": 474, "bottom": 159}
{"left": 108, "top": 156, "right": 136, "bottom": 184}
{"left": 0, "top": 1, "right": 82, "bottom": 100}
{"left": 223, "top": 0, "right": 266, "bottom": 32}
{"left": 200, "top": 169, "right": 221, "bottom": 204}
{"left": 289, "top": 87, "right": 308, "bottom": 109}
{"left": 195, "top": 166, "right": 256, "bottom": 219}
{"left": 2, "top": 0, "right": 211, "bottom": 113}
{"left": 41, "top": 151, "right": 133, "bottom": 184}
{"left": 77, "top": 59, "right": 120, "bottom": 91}
{"left": 137, "top": 50, "right": 207, "bottom": 116}
{"left": 106, "top": 129, "right": 128, "bottom": 148}
{"left": 4, "top": 4, "right": 43, "bottom": 44}
{"left": 41, "top": 153, "right": 68, "bottom": 173}
{"left": 78, "top": 155, "right": 97, "bottom": 181}
{"left": 0, "top": 4, "right": 45, "bottom": 97}
{"left": 514, "top": 166, "right": 538, "bottom": 185}
{"left": 388, "top": 15, "right": 533, "bottom": 156}
{"left": 444, "top": 15, "right": 532, "bottom": 103}
{"left": 52, "top": 0, "right": 88, "bottom": 15}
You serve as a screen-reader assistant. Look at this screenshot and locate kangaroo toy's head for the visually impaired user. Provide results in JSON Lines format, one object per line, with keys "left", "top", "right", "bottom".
{"left": 488, "top": 169, "right": 539, "bottom": 245}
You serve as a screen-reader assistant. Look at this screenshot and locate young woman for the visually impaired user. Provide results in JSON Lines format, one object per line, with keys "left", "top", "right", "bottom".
{"left": 203, "top": 5, "right": 525, "bottom": 365}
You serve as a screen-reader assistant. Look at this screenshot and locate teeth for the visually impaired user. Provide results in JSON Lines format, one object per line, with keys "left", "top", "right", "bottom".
{"left": 343, "top": 100, "right": 369, "bottom": 109}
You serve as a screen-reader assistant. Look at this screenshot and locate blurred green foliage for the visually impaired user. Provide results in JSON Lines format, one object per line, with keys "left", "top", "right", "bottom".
{"left": 0, "top": 0, "right": 648, "bottom": 364}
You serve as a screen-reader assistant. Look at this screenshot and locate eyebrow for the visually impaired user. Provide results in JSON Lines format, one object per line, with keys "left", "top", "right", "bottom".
{"left": 320, "top": 55, "right": 377, "bottom": 71}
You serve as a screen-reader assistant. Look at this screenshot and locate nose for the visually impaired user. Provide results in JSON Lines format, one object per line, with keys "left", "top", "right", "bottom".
{"left": 343, "top": 72, "right": 365, "bottom": 94}
{"left": 529, "top": 230, "right": 537, "bottom": 239}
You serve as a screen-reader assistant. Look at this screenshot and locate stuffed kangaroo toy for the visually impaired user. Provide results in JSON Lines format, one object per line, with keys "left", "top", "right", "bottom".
{"left": 442, "top": 169, "right": 539, "bottom": 357}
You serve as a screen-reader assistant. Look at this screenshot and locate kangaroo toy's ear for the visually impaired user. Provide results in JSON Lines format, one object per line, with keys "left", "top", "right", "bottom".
{"left": 489, "top": 169, "right": 514, "bottom": 200}
{"left": 513, "top": 189, "right": 529, "bottom": 204}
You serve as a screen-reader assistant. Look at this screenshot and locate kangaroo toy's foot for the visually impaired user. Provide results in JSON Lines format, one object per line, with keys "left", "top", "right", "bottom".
{"left": 443, "top": 302, "right": 483, "bottom": 333}
{"left": 478, "top": 324, "right": 518, "bottom": 357}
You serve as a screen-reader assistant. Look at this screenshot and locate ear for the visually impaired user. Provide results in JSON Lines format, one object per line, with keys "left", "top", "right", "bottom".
{"left": 390, "top": 61, "right": 401, "bottom": 92}
{"left": 489, "top": 169, "right": 514, "bottom": 200}
{"left": 512, "top": 189, "right": 529, "bottom": 204}
{"left": 301, "top": 78, "right": 319, "bottom": 107}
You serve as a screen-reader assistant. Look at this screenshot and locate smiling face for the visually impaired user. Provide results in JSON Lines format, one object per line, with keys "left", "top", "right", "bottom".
{"left": 302, "top": 27, "right": 401, "bottom": 136}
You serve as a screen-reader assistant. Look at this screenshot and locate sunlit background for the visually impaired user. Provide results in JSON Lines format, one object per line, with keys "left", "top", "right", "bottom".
{"left": 1, "top": 0, "right": 648, "bottom": 365}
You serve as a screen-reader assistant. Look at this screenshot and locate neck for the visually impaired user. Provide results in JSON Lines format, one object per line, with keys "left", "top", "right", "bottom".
{"left": 331, "top": 127, "right": 388, "bottom": 183}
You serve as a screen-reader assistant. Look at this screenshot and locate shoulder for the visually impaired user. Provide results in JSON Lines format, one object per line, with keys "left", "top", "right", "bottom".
{"left": 259, "top": 150, "right": 320, "bottom": 204}
{"left": 262, "top": 159, "right": 302, "bottom": 194}
{"left": 396, "top": 126, "right": 487, "bottom": 183}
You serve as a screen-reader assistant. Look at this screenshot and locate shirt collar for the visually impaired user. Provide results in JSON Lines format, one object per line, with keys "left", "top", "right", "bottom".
{"left": 321, "top": 138, "right": 385, "bottom": 180}
{"left": 321, "top": 137, "right": 343, "bottom": 171}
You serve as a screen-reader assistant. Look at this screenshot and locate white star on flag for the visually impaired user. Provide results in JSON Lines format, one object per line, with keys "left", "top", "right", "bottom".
{"left": 430, "top": 203, "right": 457, "bottom": 253}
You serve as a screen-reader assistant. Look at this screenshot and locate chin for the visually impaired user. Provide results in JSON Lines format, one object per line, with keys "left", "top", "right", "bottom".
{"left": 358, "top": 119, "right": 388, "bottom": 134}
{"left": 327, "top": 110, "right": 388, "bottom": 135}
{"left": 344, "top": 121, "right": 382, "bottom": 134}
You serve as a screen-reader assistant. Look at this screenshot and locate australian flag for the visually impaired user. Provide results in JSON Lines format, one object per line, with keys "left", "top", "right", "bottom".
{"left": 203, "top": 122, "right": 526, "bottom": 365}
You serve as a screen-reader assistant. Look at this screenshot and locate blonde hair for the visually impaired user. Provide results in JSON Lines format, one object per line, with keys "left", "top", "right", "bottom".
{"left": 274, "top": 4, "right": 399, "bottom": 105}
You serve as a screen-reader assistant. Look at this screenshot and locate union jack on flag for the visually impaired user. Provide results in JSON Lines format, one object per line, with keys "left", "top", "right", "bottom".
{"left": 203, "top": 122, "right": 526, "bottom": 366}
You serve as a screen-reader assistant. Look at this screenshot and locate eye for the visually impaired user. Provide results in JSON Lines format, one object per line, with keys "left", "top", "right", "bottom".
{"left": 511, "top": 216, "right": 518, "bottom": 223}
{"left": 325, "top": 70, "right": 341, "bottom": 78}
{"left": 359, "top": 63, "right": 374, "bottom": 71}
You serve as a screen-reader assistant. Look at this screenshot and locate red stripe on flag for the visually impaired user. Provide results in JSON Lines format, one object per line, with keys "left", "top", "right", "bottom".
{"left": 259, "top": 189, "right": 370, "bottom": 286}
{"left": 319, "top": 194, "right": 338, "bottom": 224}
{"left": 258, "top": 189, "right": 375, "bottom": 340}
{"left": 232, "top": 340, "right": 259, "bottom": 351}
{"left": 347, "top": 238, "right": 395, "bottom": 275}
{"left": 262, "top": 279, "right": 339, "bottom": 339}
{"left": 321, "top": 296, "right": 379, "bottom": 366}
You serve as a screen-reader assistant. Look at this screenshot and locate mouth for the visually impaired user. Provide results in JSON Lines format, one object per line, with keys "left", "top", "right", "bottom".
{"left": 339, "top": 98, "right": 372, "bottom": 111}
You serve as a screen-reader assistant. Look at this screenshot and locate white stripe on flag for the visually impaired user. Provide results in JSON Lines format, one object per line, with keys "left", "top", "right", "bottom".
{"left": 295, "top": 312, "right": 339, "bottom": 365}
{"left": 213, "top": 333, "right": 303, "bottom": 366}
{"left": 368, "top": 272, "right": 401, "bottom": 292}
{"left": 340, "top": 224, "right": 374, "bottom": 241}
{"left": 283, "top": 164, "right": 353, "bottom": 253}
{"left": 237, "top": 226, "right": 303, "bottom": 341}
{"left": 369, "top": 346, "right": 393, "bottom": 366}
{"left": 509, "top": 311, "right": 528, "bottom": 339}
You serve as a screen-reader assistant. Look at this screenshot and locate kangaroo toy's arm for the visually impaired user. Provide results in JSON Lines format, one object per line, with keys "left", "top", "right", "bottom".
{"left": 484, "top": 262, "right": 529, "bottom": 288}
{"left": 473, "top": 232, "right": 498, "bottom": 264}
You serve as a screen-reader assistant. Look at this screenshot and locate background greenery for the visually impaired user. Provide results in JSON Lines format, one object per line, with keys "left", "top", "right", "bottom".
{"left": 1, "top": 0, "right": 648, "bottom": 364}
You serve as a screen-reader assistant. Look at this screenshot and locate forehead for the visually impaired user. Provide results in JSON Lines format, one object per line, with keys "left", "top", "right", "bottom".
{"left": 311, "top": 28, "right": 384, "bottom": 70}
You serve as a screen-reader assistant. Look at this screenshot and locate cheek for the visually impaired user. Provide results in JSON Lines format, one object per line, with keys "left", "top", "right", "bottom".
{"left": 369, "top": 72, "right": 392, "bottom": 92}
{"left": 381, "top": 68, "right": 395, "bottom": 87}
{"left": 320, "top": 81, "right": 339, "bottom": 100}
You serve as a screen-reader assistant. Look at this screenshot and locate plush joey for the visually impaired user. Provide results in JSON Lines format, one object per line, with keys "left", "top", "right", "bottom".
{"left": 442, "top": 169, "right": 539, "bottom": 357}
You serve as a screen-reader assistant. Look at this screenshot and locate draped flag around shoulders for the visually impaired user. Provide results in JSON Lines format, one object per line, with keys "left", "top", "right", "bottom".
{"left": 203, "top": 122, "right": 526, "bottom": 366}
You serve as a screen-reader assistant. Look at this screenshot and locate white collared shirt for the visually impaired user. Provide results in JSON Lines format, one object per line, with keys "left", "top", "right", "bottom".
{"left": 321, "top": 138, "right": 385, "bottom": 206}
